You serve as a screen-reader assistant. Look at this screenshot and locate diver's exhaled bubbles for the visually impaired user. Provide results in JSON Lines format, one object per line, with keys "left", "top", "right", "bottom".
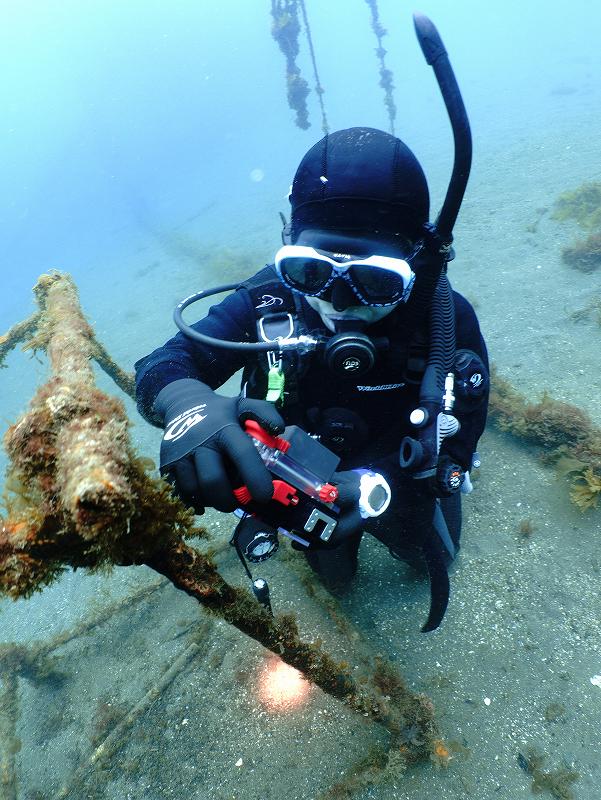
{"left": 249, "top": 168, "right": 265, "bottom": 182}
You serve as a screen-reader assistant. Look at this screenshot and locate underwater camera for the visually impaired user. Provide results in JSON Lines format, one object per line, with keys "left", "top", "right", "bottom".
{"left": 230, "top": 421, "right": 391, "bottom": 564}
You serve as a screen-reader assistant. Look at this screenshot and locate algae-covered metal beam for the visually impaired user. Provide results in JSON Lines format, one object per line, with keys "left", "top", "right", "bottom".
{"left": 53, "top": 636, "right": 209, "bottom": 800}
{"left": 0, "top": 273, "right": 135, "bottom": 398}
{"left": 0, "top": 312, "right": 40, "bottom": 368}
{"left": 89, "top": 338, "right": 135, "bottom": 399}
{"left": 7, "top": 273, "right": 135, "bottom": 542}
{"left": 0, "top": 272, "right": 440, "bottom": 767}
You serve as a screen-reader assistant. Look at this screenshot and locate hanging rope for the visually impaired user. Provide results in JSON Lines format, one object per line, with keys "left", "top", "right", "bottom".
{"left": 298, "top": 0, "right": 329, "bottom": 134}
{"left": 364, "top": 0, "right": 397, "bottom": 135}
{"left": 270, "top": 0, "right": 311, "bottom": 129}
{"left": 270, "top": 0, "right": 391, "bottom": 134}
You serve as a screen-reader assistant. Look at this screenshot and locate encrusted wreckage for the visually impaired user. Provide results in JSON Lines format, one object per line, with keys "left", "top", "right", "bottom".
{"left": 0, "top": 272, "right": 441, "bottom": 782}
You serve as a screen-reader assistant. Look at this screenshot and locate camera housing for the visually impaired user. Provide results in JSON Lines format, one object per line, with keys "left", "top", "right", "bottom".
{"left": 232, "top": 423, "right": 342, "bottom": 558}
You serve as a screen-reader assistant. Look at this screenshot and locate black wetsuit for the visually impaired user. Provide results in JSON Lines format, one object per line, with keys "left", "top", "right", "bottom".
{"left": 135, "top": 265, "right": 489, "bottom": 585}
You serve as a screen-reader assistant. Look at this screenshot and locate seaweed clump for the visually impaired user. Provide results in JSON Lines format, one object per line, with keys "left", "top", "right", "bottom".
{"left": 520, "top": 393, "right": 592, "bottom": 450}
{"left": 551, "top": 182, "right": 601, "bottom": 272}
{"left": 489, "top": 369, "right": 601, "bottom": 511}
{"left": 570, "top": 468, "right": 601, "bottom": 511}
{"left": 315, "top": 746, "right": 396, "bottom": 800}
{"left": 364, "top": 0, "right": 396, "bottom": 135}
{"left": 551, "top": 182, "right": 601, "bottom": 229}
{"left": 372, "top": 657, "right": 442, "bottom": 766}
{"left": 270, "top": 1, "right": 310, "bottom": 129}
{"left": 490, "top": 377, "right": 592, "bottom": 450}
{"left": 561, "top": 231, "right": 601, "bottom": 273}
{"left": 518, "top": 746, "right": 579, "bottom": 800}
{"left": 569, "top": 296, "right": 601, "bottom": 325}
{"left": 518, "top": 518, "right": 536, "bottom": 538}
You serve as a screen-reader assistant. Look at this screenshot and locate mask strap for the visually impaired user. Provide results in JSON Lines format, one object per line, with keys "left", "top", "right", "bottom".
{"left": 279, "top": 212, "right": 293, "bottom": 245}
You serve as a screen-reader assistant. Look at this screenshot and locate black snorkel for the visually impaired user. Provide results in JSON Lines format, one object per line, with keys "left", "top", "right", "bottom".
{"left": 399, "top": 13, "right": 473, "bottom": 633}
{"left": 414, "top": 12, "right": 472, "bottom": 241}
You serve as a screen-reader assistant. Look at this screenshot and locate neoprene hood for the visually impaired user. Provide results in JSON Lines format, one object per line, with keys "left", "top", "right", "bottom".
{"left": 289, "top": 127, "right": 430, "bottom": 249}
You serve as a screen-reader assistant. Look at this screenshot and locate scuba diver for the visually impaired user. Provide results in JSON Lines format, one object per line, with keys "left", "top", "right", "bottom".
{"left": 134, "top": 17, "right": 489, "bottom": 632}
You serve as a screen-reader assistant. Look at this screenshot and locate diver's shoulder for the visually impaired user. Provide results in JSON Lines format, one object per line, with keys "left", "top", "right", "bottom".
{"left": 237, "top": 264, "right": 295, "bottom": 305}
{"left": 451, "top": 288, "right": 479, "bottom": 320}
{"left": 240, "top": 263, "right": 279, "bottom": 287}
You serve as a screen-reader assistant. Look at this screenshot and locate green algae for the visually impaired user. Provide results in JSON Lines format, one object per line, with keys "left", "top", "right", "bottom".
{"left": 551, "top": 182, "right": 601, "bottom": 229}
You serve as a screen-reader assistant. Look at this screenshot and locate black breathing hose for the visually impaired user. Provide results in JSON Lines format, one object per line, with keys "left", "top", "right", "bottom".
{"left": 173, "top": 283, "right": 317, "bottom": 353}
{"left": 423, "top": 273, "right": 456, "bottom": 403}
{"left": 399, "top": 272, "right": 456, "bottom": 472}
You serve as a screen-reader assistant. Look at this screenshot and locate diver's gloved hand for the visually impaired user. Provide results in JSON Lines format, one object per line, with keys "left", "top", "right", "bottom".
{"left": 330, "top": 470, "right": 365, "bottom": 544}
{"left": 154, "top": 379, "right": 284, "bottom": 513}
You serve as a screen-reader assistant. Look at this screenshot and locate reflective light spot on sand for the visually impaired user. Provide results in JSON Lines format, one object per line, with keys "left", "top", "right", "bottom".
{"left": 257, "top": 657, "right": 310, "bottom": 712}
{"left": 250, "top": 168, "right": 265, "bottom": 182}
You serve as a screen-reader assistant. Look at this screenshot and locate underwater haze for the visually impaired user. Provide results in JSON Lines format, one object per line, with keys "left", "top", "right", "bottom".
{"left": 2, "top": 0, "right": 601, "bottom": 798}
{"left": 2, "top": 0, "right": 600, "bottom": 319}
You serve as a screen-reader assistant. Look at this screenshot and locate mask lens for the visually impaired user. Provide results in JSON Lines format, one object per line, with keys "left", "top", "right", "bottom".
{"left": 349, "top": 265, "right": 406, "bottom": 304}
{"left": 279, "top": 256, "right": 332, "bottom": 294}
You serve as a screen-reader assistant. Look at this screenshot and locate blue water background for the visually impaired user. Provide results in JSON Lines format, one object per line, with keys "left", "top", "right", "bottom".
{"left": 2, "top": 0, "right": 600, "bottom": 317}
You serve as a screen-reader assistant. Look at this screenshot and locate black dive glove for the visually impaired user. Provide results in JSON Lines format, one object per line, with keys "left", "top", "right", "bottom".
{"left": 154, "top": 379, "right": 285, "bottom": 513}
{"left": 331, "top": 470, "right": 364, "bottom": 543}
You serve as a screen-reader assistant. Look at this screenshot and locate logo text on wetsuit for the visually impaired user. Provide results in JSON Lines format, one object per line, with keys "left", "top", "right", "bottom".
{"left": 356, "top": 383, "right": 405, "bottom": 391}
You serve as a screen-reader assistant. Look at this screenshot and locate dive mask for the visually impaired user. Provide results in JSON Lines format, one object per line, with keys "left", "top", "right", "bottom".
{"left": 274, "top": 244, "right": 415, "bottom": 306}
